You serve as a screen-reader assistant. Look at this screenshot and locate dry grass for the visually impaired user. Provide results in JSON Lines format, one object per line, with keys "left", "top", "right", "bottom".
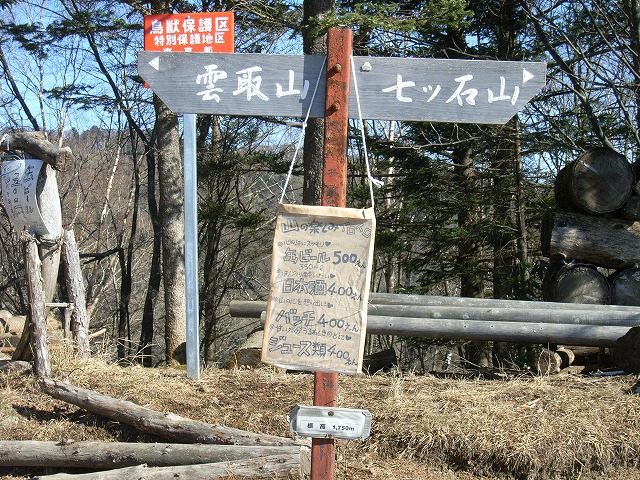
{"left": 1, "top": 348, "right": 640, "bottom": 479}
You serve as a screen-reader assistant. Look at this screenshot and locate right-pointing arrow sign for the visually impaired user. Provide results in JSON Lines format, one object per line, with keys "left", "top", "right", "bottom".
{"left": 523, "top": 69, "right": 535, "bottom": 84}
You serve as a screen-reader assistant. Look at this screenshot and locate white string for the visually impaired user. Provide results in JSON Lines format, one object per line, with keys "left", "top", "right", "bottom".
{"left": 350, "top": 56, "right": 383, "bottom": 209}
{"left": 279, "top": 57, "right": 327, "bottom": 205}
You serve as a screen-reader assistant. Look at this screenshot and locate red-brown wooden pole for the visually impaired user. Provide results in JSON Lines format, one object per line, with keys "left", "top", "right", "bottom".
{"left": 312, "top": 27, "right": 352, "bottom": 480}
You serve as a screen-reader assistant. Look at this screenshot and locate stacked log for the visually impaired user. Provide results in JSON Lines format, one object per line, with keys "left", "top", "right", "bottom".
{"left": 541, "top": 147, "right": 639, "bottom": 303}
{"left": 541, "top": 146, "right": 640, "bottom": 370}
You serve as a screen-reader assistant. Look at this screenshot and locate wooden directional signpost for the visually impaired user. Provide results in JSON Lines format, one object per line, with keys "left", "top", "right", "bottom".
{"left": 138, "top": 52, "right": 545, "bottom": 124}
{"left": 138, "top": 26, "right": 545, "bottom": 480}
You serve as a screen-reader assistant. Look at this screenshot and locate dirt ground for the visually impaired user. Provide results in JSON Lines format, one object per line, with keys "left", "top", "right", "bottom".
{"left": 2, "top": 351, "right": 640, "bottom": 480}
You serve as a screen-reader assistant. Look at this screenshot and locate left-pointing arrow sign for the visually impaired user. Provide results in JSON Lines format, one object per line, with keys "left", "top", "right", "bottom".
{"left": 149, "top": 56, "right": 160, "bottom": 71}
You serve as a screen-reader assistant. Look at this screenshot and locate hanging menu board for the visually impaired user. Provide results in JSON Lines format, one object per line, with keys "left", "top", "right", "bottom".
{"left": 262, "top": 204, "right": 376, "bottom": 374}
{"left": 1, "top": 159, "right": 51, "bottom": 236}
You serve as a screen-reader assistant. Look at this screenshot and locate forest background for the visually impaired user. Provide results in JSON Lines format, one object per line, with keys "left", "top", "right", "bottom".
{"left": 1, "top": 0, "right": 636, "bottom": 370}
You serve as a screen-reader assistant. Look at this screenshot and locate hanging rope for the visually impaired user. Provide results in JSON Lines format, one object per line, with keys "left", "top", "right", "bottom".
{"left": 350, "top": 55, "right": 383, "bottom": 209}
{"left": 279, "top": 56, "right": 383, "bottom": 208}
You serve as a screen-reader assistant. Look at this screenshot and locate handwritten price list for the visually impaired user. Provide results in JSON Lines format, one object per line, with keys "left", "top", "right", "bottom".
{"left": 262, "top": 204, "right": 376, "bottom": 374}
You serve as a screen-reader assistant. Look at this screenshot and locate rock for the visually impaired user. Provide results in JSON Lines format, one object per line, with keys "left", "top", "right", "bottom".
{"left": 613, "top": 326, "right": 640, "bottom": 373}
{"left": 0, "top": 360, "right": 32, "bottom": 375}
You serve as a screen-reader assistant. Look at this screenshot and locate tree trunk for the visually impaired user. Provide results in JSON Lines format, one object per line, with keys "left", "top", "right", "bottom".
{"left": 148, "top": 0, "right": 187, "bottom": 366}
{"left": 301, "top": 0, "right": 334, "bottom": 206}
{"left": 30, "top": 454, "right": 301, "bottom": 480}
{"left": 201, "top": 117, "right": 224, "bottom": 366}
{"left": 139, "top": 149, "right": 162, "bottom": 367}
{"left": 453, "top": 145, "right": 490, "bottom": 367}
{"left": 39, "top": 378, "right": 302, "bottom": 447}
{"left": 628, "top": 0, "right": 640, "bottom": 150}
{"left": 491, "top": 122, "right": 517, "bottom": 300}
{"left": 0, "top": 440, "right": 301, "bottom": 469}
{"left": 153, "top": 95, "right": 186, "bottom": 366}
{"left": 454, "top": 145, "right": 484, "bottom": 298}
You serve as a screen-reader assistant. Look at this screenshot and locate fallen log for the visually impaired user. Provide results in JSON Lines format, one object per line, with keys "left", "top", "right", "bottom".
{"left": 39, "top": 378, "right": 302, "bottom": 447}
{"left": 536, "top": 349, "right": 562, "bottom": 375}
{"left": 367, "top": 304, "right": 640, "bottom": 326}
{"left": 258, "top": 311, "right": 630, "bottom": 347}
{"left": 612, "top": 326, "right": 640, "bottom": 373}
{"left": 555, "top": 346, "right": 575, "bottom": 368}
{"left": 0, "top": 440, "right": 302, "bottom": 469}
{"left": 230, "top": 293, "right": 640, "bottom": 319}
{"left": 368, "top": 292, "right": 640, "bottom": 311}
{"left": 3, "top": 131, "right": 73, "bottom": 171}
{"left": 618, "top": 195, "right": 640, "bottom": 221}
{"left": 30, "top": 454, "right": 301, "bottom": 480}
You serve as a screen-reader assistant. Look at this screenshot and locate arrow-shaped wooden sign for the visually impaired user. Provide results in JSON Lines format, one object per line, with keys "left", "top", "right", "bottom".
{"left": 138, "top": 52, "right": 546, "bottom": 124}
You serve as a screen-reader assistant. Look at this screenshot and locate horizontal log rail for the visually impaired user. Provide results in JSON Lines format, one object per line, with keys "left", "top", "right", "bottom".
{"left": 230, "top": 294, "right": 640, "bottom": 347}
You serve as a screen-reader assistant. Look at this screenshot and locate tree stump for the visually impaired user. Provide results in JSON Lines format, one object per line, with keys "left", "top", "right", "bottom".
{"left": 555, "top": 147, "right": 634, "bottom": 214}
{"left": 542, "top": 262, "right": 610, "bottom": 304}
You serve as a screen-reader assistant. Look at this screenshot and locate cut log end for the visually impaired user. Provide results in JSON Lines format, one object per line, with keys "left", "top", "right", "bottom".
{"left": 536, "top": 349, "right": 562, "bottom": 375}
{"left": 555, "top": 147, "right": 634, "bottom": 214}
{"left": 610, "top": 268, "right": 640, "bottom": 306}
{"left": 5, "top": 131, "right": 74, "bottom": 171}
{"left": 542, "top": 262, "right": 610, "bottom": 304}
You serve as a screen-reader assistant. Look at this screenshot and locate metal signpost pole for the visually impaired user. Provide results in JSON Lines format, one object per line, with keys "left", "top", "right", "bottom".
{"left": 183, "top": 113, "right": 200, "bottom": 380}
{"left": 312, "top": 27, "right": 353, "bottom": 480}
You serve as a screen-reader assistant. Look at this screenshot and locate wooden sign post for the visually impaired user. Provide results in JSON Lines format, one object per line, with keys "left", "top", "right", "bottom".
{"left": 312, "top": 27, "right": 352, "bottom": 480}
{"left": 138, "top": 28, "right": 546, "bottom": 479}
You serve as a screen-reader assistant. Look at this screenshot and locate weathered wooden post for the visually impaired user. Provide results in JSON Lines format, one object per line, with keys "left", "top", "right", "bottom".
{"left": 23, "top": 234, "right": 50, "bottom": 377}
{"left": 61, "top": 230, "right": 90, "bottom": 357}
